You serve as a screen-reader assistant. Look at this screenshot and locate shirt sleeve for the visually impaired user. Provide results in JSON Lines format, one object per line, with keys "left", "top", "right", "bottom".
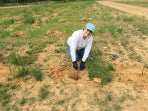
{"left": 70, "top": 32, "right": 79, "bottom": 62}
{"left": 82, "top": 37, "right": 93, "bottom": 62}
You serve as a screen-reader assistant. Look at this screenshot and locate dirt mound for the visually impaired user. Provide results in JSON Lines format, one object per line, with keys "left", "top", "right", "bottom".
{"left": 0, "top": 63, "right": 11, "bottom": 83}
{"left": 50, "top": 67, "right": 89, "bottom": 81}
{"left": 11, "top": 31, "right": 25, "bottom": 37}
{"left": 58, "top": 19, "right": 68, "bottom": 23}
{"left": 46, "top": 30, "right": 62, "bottom": 36}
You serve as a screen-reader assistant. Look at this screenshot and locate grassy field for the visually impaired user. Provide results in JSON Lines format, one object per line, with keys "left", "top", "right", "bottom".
{"left": 115, "top": 1, "right": 148, "bottom": 7}
{"left": 0, "top": 1, "right": 148, "bottom": 110}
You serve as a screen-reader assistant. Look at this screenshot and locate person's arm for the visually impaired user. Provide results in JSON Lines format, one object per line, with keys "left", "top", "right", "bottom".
{"left": 70, "top": 32, "right": 79, "bottom": 62}
{"left": 82, "top": 37, "right": 93, "bottom": 62}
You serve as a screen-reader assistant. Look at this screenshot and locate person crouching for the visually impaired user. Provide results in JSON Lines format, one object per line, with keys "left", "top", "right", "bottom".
{"left": 66, "top": 23, "right": 95, "bottom": 70}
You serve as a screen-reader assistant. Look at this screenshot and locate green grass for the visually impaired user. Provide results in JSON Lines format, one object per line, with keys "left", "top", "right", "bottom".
{"left": 0, "top": 84, "right": 11, "bottom": 107}
{"left": 20, "top": 97, "right": 27, "bottom": 105}
{"left": 94, "top": 91, "right": 100, "bottom": 102}
{"left": 31, "top": 66, "right": 42, "bottom": 81}
{"left": 87, "top": 51, "right": 114, "bottom": 84}
{"left": 1, "top": 18, "right": 14, "bottom": 26}
{"left": 39, "top": 86, "right": 49, "bottom": 100}
{"left": 16, "top": 66, "right": 29, "bottom": 78}
{"left": 57, "top": 99, "right": 65, "bottom": 105}
{"left": 113, "top": 104, "right": 121, "bottom": 111}
{"left": 24, "top": 16, "right": 36, "bottom": 24}
{"left": 3, "top": 53, "right": 33, "bottom": 66}
{"left": 120, "top": 96, "right": 126, "bottom": 103}
{"left": 0, "top": 30, "right": 10, "bottom": 38}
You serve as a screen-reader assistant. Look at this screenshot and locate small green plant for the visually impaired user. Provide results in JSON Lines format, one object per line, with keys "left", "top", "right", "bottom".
{"left": 137, "top": 22, "right": 148, "bottom": 34}
{"left": 5, "top": 53, "right": 32, "bottom": 66}
{"left": 119, "top": 50, "right": 123, "bottom": 54}
{"left": 117, "top": 27, "right": 123, "bottom": 34}
{"left": 121, "top": 37, "right": 129, "bottom": 47}
{"left": 92, "top": 49, "right": 103, "bottom": 56}
{"left": 0, "top": 84, "right": 11, "bottom": 107}
{"left": 31, "top": 66, "right": 42, "bottom": 81}
{"left": 109, "top": 24, "right": 116, "bottom": 37}
{"left": 2, "top": 19, "right": 14, "bottom": 26}
{"left": 29, "top": 97, "right": 35, "bottom": 105}
{"left": 111, "top": 40, "right": 118, "bottom": 46}
{"left": 0, "top": 53, "right": 3, "bottom": 58}
{"left": 26, "top": 43, "right": 46, "bottom": 57}
{"left": 123, "top": 16, "right": 134, "bottom": 22}
{"left": 7, "top": 76, "right": 12, "bottom": 81}
{"left": 60, "top": 48, "right": 67, "bottom": 53}
{"left": 127, "top": 94, "right": 135, "bottom": 101}
{"left": 98, "top": 25, "right": 106, "bottom": 34}
{"left": 107, "top": 63, "right": 115, "bottom": 71}
{"left": 54, "top": 49, "right": 60, "bottom": 53}
{"left": 94, "top": 91, "right": 99, "bottom": 102}
{"left": 116, "top": 16, "right": 121, "bottom": 21}
{"left": 16, "top": 67, "right": 29, "bottom": 78}
{"left": 24, "top": 17, "right": 35, "bottom": 24}
{"left": 43, "top": 58, "right": 48, "bottom": 62}
{"left": 20, "top": 97, "right": 26, "bottom": 105}
{"left": 106, "top": 93, "right": 112, "bottom": 101}
{"left": 145, "top": 64, "right": 148, "bottom": 69}
{"left": 113, "top": 104, "right": 121, "bottom": 111}
{"left": 39, "top": 86, "right": 49, "bottom": 99}
{"left": 120, "top": 96, "right": 126, "bottom": 102}
{"left": 0, "top": 30, "right": 10, "bottom": 38}
{"left": 100, "top": 93, "right": 112, "bottom": 105}
{"left": 57, "top": 99, "right": 65, "bottom": 105}
{"left": 10, "top": 83, "right": 17, "bottom": 89}
{"left": 60, "top": 89, "right": 64, "bottom": 95}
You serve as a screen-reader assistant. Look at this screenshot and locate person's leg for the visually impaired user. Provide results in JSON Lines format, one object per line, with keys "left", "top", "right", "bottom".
{"left": 76, "top": 50, "right": 78, "bottom": 61}
{"left": 66, "top": 43, "right": 72, "bottom": 61}
{"left": 79, "top": 48, "right": 90, "bottom": 60}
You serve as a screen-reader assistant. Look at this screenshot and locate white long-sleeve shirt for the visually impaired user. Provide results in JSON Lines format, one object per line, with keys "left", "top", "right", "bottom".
{"left": 67, "top": 30, "right": 93, "bottom": 62}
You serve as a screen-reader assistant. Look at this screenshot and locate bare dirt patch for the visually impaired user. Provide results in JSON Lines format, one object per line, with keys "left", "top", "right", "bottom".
{"left": 114, "top": 64, "right": 148, "bottom": 90}
{"left": 0, "top": 63, "right": 11, "bottom": 83}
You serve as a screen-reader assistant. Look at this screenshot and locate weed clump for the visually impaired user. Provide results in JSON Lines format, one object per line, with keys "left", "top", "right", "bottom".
{"left": 31, "top": 66, "right": 42, "bottom": 81}
{"left": 0, "top": 84, "right": 11, "bottom": 107}
{"left": 1, "top": 19, "right": 14, "bottom": 26}
{"left": 39, "top": 86, "right": 49, "bottom": 100}
{"left": 4, "top": 53, "right": 33, "bottom": 66}
{"left": 24, "top": 16, "right": 35, "bottom": 24}
{"left": 16, "top": 67, "right": 29, "bottom": 78}
{"left": 87, "top": 51, "right": 114, "bottom": 84}
{"left": 20, "top": 97, "right": 27, "bottom": 105}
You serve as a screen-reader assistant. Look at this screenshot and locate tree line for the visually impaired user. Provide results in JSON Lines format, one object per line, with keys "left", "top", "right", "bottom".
{"left": 0, "top": 0, "right": 60, "bottom": 3}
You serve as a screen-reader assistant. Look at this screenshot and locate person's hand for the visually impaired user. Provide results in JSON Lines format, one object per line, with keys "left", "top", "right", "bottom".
{"left": 73, "top": 61, "right": 78, "bottom": 70}
{"left": 80, "top": 61, "right": 85, "bottom": 70}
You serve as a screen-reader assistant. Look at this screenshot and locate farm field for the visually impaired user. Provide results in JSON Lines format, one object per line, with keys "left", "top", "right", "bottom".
{"left": 0, "top": 1, "right": 148, "bottom": 111}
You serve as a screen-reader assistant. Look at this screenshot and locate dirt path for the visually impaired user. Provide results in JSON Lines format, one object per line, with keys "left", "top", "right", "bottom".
{"left": 0, "top": 5, "right": 36, "bottom": 9}
{"left": 98, "top": 1, "right": 148, "bottom": 19}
